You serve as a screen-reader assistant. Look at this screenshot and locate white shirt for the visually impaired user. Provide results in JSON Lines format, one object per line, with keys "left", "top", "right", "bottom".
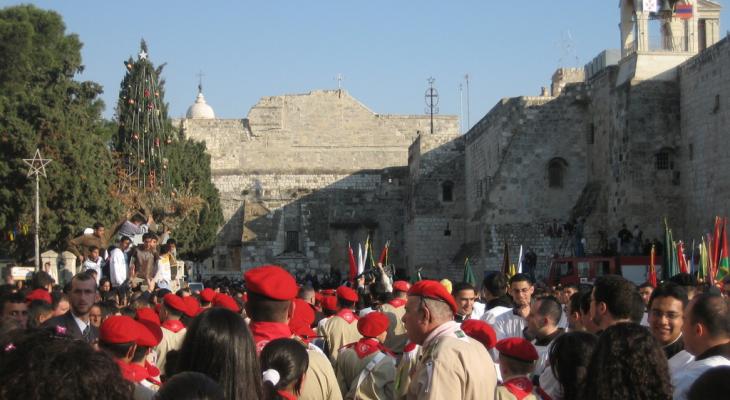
{"left": 72, "top": 313, "right": 89, "bottom": 335}
{"left": 481, "top": 305, "right": 512, "bottom": 325}
{"left": 82, "top": 258, "right": 102, "bottom": 284}
{"left": 471, "top": 302, "right": 486, "bottom": 320}
{"left": 155, "top": 256, "right": 172, "bottom": 287}
{"left": 492, "top": 309, "right": 527, "bottom": 340}
{"left": 672, "top": 353, "right": 730, "bottom": 400}
{"left": 109, "top": 247, "right": 128, "bottom": 287}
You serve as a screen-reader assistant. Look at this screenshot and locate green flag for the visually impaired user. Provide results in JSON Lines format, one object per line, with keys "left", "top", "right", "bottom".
{"left": 463, "top": 258, "right": 477, "bottom": 286}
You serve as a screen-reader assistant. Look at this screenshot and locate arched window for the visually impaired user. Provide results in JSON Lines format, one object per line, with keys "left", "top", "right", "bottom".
{"left": 442, "top": 181, "right": 454, "bottom": 202}
{"left": 548, "top": 158, "right": 568, "bottom": 188}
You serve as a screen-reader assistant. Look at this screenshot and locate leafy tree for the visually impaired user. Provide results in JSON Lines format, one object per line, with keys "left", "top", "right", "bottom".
{"left": 0, "top": 5, "right": 122, "bottom": 260}
{"left": 113, "top": 41, "right": 222, "bottom": 259}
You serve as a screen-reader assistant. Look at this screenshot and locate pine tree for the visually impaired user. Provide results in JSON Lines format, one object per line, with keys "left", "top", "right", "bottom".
{"left": 113, "top": 41, "right": 223, "bottom": 259}
{"left": 115, "top": 40, "right": 172, "bottom": 191}
{"left": 0, "top": 5, "right": 123, "bottom": 260}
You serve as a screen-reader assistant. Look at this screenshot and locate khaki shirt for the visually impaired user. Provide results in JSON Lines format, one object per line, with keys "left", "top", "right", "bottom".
{"left": 336, "top": 346, "right": 396, "bottom": 400}
{"left": 407, "top": 321, "right": 497, "bottom": 400}
{"left": 379, "top": 302, "right": 408, "bottom": 353}
{"left": 319, "top": 311, "right": 362, "bottom": 363}
{"left": 155, "top": 326, "right": 186, "bottom": 376}
{"left": 395, "top": 344, "right": 421, "bottom": 400}
{"left": 300, "top": 347, "right": 344, "bottom": 400}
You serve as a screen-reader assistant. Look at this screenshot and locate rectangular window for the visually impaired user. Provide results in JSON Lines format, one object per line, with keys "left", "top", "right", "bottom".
{"left": 656, "top": 152, "right": 670, "bottom": 170}
{"left": 285, "top": 231, "right": 299, "bottom": 252}
{"left": 588, "top": 124, "right": 595, "bottom": 145}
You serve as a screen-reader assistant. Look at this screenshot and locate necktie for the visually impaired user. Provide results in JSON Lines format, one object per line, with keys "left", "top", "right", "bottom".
{"left": 82, "top": 325, "right": 90, "bottom": 341}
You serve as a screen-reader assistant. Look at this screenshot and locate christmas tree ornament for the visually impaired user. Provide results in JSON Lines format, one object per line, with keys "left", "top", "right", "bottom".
{"left": 144, "top": 89, "right": 150, "bottom": 97}
{"left": 154, "top": 138, "right": 160, "bottom": 147}
{"left": 128, "top": 98, "right": 135, "bottom": 105}
{"left": 140, "top": 159, "right": 145, "bottom": 164}
{"left": 132, "top": 132, "right": 139, "bottom": 140}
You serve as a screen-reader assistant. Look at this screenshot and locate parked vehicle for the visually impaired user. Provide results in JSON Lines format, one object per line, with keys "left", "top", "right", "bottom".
{"left": 547, "top": 255, "right": 663, "bottom": 287}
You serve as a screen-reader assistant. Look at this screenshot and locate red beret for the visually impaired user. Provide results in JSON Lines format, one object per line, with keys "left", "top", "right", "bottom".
{"left": 212, "top": 293, "right": 240, "bottom": 313}
{"left": 136, "top": 319, "right": 163, "bottom": 347}
{"left": 461, "top": 319, "right": 497, "bottom": 350}
{"left": 244, "top": 265, "right": 298, "bottom": 300}
{"left": 163, "top": 294, "right": 187, "bottom": 314}
{"left": 496, "top": 337, "right": 539, "bottom": 362}
{"left": 135, "top": 307, "right": 161, "bottom": 326}
{"left": 336, "top": 286, "right": 358, "bottom": 302}
{"left": 393, "top": 281, "right": 411, "bottom": 292}
{"left": 357, "top": 311, "right": 390, "bottom": 338}
{"left": 321, "top": 289, "right": 336, "bottom": 296}
{"left": 322, "top": 295, "right": 338, "bottom": 312}
{"left": 314, "top": 292, "right": 323, "bottom": 304}
{"left": 183, "top": 296, "right": 201, "bottom": 317}
{"left": 100, "top": 316, "right": 140, "bottom": 344}
{"left": 26, "top": 289, "right": 52, "bottom": 304}
{"left": 200, "top": 288, "right": 216, "bottom": 303}
{"left": 408, "top": 280, "right": 458, "bottom": 314}
{"left": 290, "top": 299, "right": 315, "bottom": 328}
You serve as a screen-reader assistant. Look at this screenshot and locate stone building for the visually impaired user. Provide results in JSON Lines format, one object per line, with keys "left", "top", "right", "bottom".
{"left": 179, "top": 0, "right": 728, "bottom": 282}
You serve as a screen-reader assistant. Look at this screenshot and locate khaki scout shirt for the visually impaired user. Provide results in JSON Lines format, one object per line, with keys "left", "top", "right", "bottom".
{"left": 406, "top": 321, "right": 497, "bottom": 400}
{"left": 319, "top": 309, "right": 362, "bottom": 363}
{"left": 300, "top": 346, "right": 344, "bottom": 400}
{"left": 336, "top": 342, "right": 396, "bottom": 400}
{"left": 380, "top": 300, "right": 408, "bottom": 353}
{"left": 395, "top": 343, "right": 421, "bottom": 400}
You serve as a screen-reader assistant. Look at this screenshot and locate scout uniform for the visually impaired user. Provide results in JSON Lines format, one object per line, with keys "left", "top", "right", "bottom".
{"left": 336, "top": 312, "right": 396, "bottom": 400}
{"left": 99, "top": 316, "right": 157, "bottom": 400}
{"left": 405, "top": 280, "right": 498, "bottom": 400}
{"left": 394, "top": 341, "right": 421, "bottom": 400}
{"left": 494, "top": 338, "right": 539, "bottom": 400}
{"left": 319, "top": 286, "right": 362, "bottom": 363}
{"left": 379, "top": 280, "right": 410, "bottom": 353}
{"left": 245, "top": 265, "right": 343, "bottom": 400}
{"left": 156, "top": 294, "right": 188, "bottom": 376}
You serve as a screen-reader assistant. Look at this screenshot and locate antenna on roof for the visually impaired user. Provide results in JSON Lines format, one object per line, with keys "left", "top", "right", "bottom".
{"left": 196, "top": 70, "right": 205, "bottom": 93}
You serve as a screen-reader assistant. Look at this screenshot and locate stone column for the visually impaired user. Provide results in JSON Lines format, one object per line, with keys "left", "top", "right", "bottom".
{"left": 60, "top": 251, "right": 77, "bottom": 285}
{"left": 636, "top": 12, "right": 651, "bottom": 52}
{"left": 620, "top": 0, "right": 637, "bottom": 57}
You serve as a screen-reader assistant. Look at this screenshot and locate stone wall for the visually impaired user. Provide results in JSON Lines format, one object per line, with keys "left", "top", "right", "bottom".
{"left": 464, "top": 85, "right": 590, "bottom": 277}
{"left": 177, "top": 90, "right": 459, "bottom": 275}
{"left": 678, "top": 36, "right": 730, "bottom": 239}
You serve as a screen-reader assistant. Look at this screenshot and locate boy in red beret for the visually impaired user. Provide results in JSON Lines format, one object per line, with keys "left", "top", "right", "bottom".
{"left": 495, "top": 338, "right": 539, "bottom": 400}
{"left": 98, "top": 316, "right": 156, "bottom": 399}
{"left": 319, "top": 285, "right": 362, "bottom": 363}
{"left": 156, "top": 294, "right": 187, "bottom": 377}
{"left": 379, "top": 280, "right": 409, "bottom": 354}
{"left": 335, "top": 311, "right": 396, "bottom": 400}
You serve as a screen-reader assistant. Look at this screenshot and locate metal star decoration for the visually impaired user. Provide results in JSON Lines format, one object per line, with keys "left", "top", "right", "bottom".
{"left": 138, "top": 50, "right": 148, "bottom": 60}
{"left": 23, "top": 149, "right": 52, "bottom": 178}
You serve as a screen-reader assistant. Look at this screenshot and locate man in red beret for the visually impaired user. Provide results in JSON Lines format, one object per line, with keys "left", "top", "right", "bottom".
{"left": 319, "top": 285, "right": 363, "bottom": 363}
{"left": 335, "top": 311, "right": 396, "bottom": 400}
{"left": 379, "top": 280, "right": 410, "bottom": 353}
{"left": 401, "top": 280, "right": 497, "bottom": 399}
{"left": 130, "top": 316, "right": 163, "bottom": 392}
{"left": 495, "top": 338, "right": 539, "bottom": 400}
{"left": 98, "top": 315, "right": 156, "bottom": 399}
{"left": 244, "top": 265, "right": 343, "bottom": 400}
{"left": 156, "top": 294, "right": 187, "bottom": 377}
{"left": 199, "top": 287, "right": 216, "bottom": 308}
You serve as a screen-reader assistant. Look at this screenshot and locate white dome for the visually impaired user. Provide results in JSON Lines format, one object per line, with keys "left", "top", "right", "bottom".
{"left": 186, "top": 92, "right": 215, "bottom": 119}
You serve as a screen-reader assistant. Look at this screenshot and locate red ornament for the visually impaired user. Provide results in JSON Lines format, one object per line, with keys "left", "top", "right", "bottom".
{"left": 128, "top": 98, "right": 135, "bottom": 105}
{"left": 154, "top": 138, "right": 160, "bottom": 147}
{"left": 144, "top": 89, "right": 150, "bottom": 98}
{"left": 132, "top": 132, "right": 139, "bottom": 140}
{"left": 147, "top": 103, "right": 154, "bottom": 110}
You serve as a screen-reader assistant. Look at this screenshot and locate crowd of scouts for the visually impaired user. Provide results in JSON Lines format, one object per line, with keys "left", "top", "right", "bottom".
{"left": 1, "top": 261, "right": 730, "bottom": 400}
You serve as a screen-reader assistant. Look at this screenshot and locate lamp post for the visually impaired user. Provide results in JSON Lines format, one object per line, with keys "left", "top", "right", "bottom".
{"left": 23, "top": 149, "right": 52, "bottom": 271}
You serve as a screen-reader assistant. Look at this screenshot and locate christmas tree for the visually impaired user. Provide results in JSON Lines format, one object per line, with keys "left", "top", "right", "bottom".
{"left": 115, "top": 39, "right": 172, "bottom": 191}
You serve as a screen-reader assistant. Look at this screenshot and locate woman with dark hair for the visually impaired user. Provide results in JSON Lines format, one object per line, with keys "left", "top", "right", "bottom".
{"left": 260, "top": 338, "right": 309, "bottom": 400}
{"left": 173, "top": 308, "right": 263, "bottom": 400}
{"left": 156, "top": 371, "right": 224, "bottom": 400}
{"left": 540, "top": 331, "right": 598, "bottom": 400}
{"left": 582, "top": 323, "right": 673, "bottom": 400}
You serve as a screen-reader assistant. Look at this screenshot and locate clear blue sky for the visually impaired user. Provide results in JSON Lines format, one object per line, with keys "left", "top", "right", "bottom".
{"left": 2, "top": 1, "right": 728, "bottom": 131}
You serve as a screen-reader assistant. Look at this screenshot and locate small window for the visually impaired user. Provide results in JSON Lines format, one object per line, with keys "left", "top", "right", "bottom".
{"left": 442, "top": 181, "right": 454, "bottom": 202}
{"left": 656, "top": 150, "right": 671, "bottom": 170}
{"left": 548, "top": 158, "right": 568, "bottom": 188}
{"left": 688, "top": 143, "right": 694, "bottom": 161}
{"left": 285, "top": 231, "right": 299, "bottom": 252}
{"left": 588, "top": 124, "right": 595, "bottom": 145}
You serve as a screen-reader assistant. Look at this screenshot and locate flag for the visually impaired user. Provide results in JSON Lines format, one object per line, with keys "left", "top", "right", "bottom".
{"left": 463, "top": 258, "right": 477, "bottom": 286}
{"left": 648, "top": 245, "right": 657, "bottom": 288}
{"left": 369, "top": 241, "right": 376, "bottom": 268}
{"left": 643, "top": 0, "right": 658, "bottom": 13}
{"left": 508, "top": 263, "right": 516, "bottom": 279}
{"left": 378, "top": 241, "right": 390, "bottom": 265}
{"left": 357, "top": 243, "right": 364, "bottom": 276}
{"left": 517, "top": 245, "right": 524, "bottom": 274}
{"left": 712, "top": 217, "right": 722, "bottom": 278}
{"left": 707, "top": 233, "right": 716, "bottom": 286}
{"left": 675, "top": 3, "right": 693, "bottom": 20}
{"left": 699, "top": 239, "right": 708, "bottom": 282}
{"left": 347, "top": 243, "right": 357, "bottom": 284}
{"left": 663, "top": 219, "right": 678, "bottom": 279}
{"left": 502, "top": 241, "right": 510, "bottom": 276}
{"left": 717, "top": 217, "right": 729, "bottom": 281}
{"left": 689, "top": 239, "right": 696, "bottom": 276}
{"left": 677, "top": 241, "right": 688, "bottom": 274}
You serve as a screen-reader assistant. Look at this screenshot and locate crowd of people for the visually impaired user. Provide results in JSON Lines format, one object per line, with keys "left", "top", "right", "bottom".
{"left": 1, "top": 227, "right": 730, "bottom": 399}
